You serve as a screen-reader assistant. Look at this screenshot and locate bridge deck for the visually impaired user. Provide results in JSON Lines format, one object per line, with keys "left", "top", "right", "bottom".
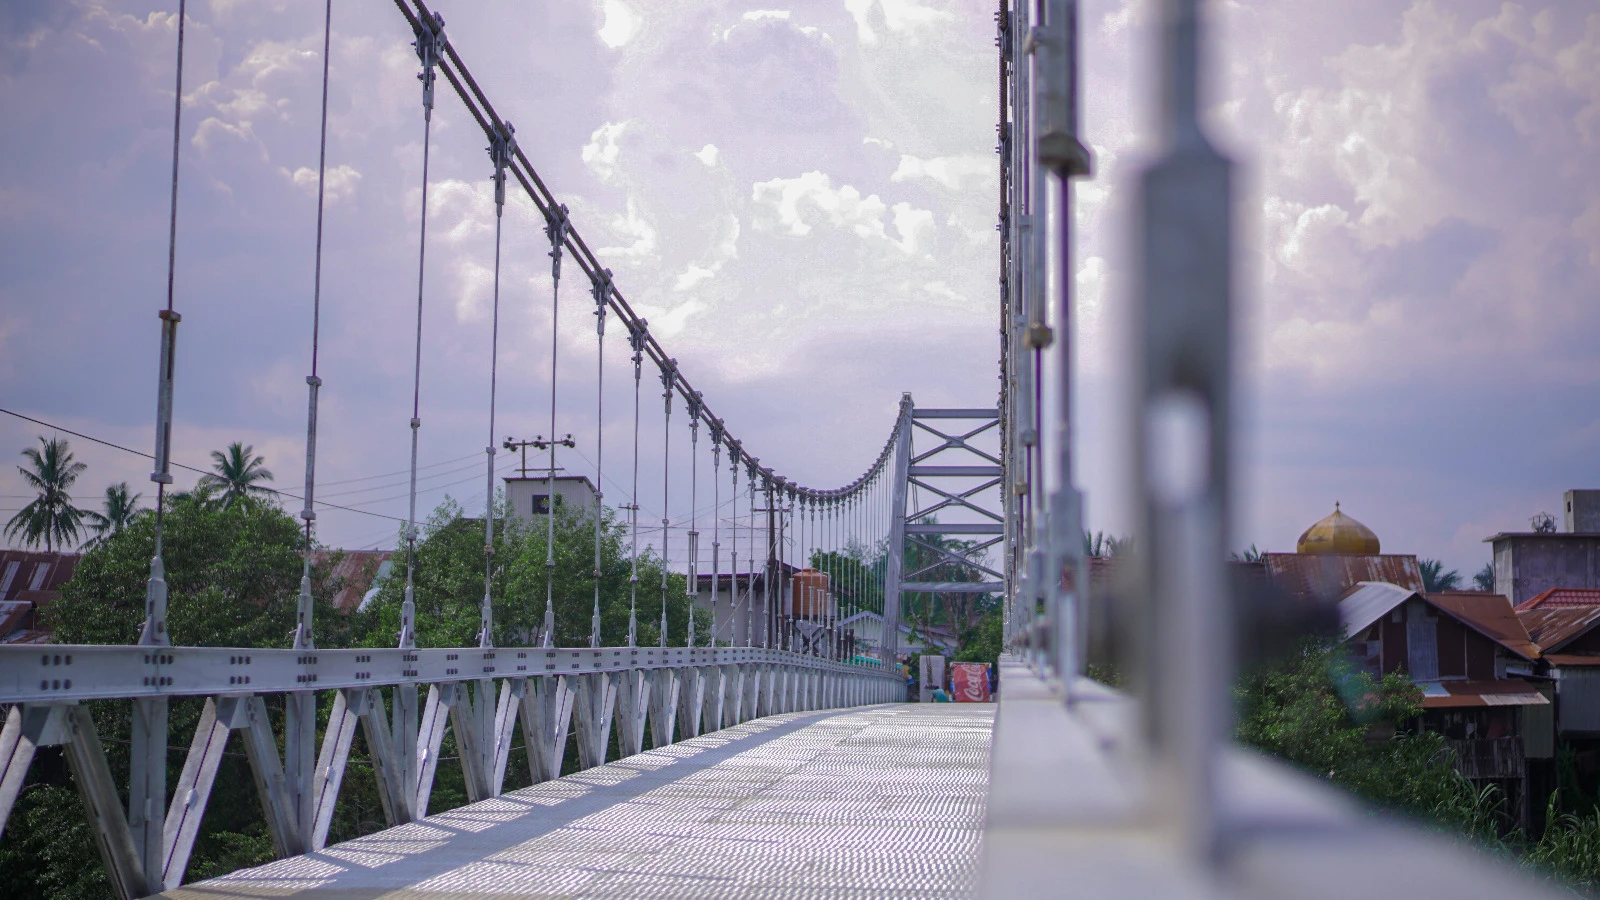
{"left": 168, "top": 704, "right": 993, "bottom": 900}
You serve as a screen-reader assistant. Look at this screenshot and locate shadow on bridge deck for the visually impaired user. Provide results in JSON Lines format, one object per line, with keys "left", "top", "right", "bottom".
{"left": 165, "top": 704, "right": 994, "bottom": 900}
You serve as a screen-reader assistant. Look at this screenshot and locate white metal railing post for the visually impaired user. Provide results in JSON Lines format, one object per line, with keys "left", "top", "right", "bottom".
{"left": 881, "top": 396, "right": 913, "bottom": 668}
{"left": 1130, "top": 0, "right": 1234, "bottom": 864}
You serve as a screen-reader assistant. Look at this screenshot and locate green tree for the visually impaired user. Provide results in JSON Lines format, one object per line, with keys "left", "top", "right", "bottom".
{"left": 352, "top": 497, "right": 705, "bottom": 650}
{"left": 1235, "top": 639, "right": 1482, "bottom": 827}
{"left": 82, "top": 482, "right": 142, "bottom": 548}
{"left": 198, "top": 442, "right": 275, "bottom": 510}
{"left": 50, "top": 490, "right": 312, "bottom": 647}
{"left": 1231, "top": 543, "right": 1263, "bottom": 563}
{"left": 1083, "top": 530, "right": 1129, "bottom": 558}
{"left": 1419, "top": 558, "right": 1463, "bottom": 593}
{"left": 1474, "top": 562, "right": 1495, "bottom": 592}
{"left": 5, "top": 436, "right": 88, "bottom": 552}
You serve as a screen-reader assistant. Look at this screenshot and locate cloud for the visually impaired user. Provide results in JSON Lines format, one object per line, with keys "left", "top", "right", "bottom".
{"left": 844, "top": 0, "right": 952, "bottom": 46}
{"left": 597, "top": 0, "right": 642, "bottom": 50}
{"left": 284, "top": 163, "right": 362, "bottom": 204}
{"left": 750, "top": 171, "right": 887, "bottom": 240}
{"left": 581, "top": 120, "right": 629, "bottom": 182}
{"left": 889, "top": 153, "right": 992, "bottom": 191}
{"left": 694, "top": 143, "right": 719, "bottom": 167}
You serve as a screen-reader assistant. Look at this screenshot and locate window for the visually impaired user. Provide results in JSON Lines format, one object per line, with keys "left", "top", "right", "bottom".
{"left": 0, "top": 561, "right": 17, "bottom": 597}
{"left": 29, "top": 562, "right": 50, "bottom": 591}
{"left": 531, "top": 494, "right": 550, "bottom": 515}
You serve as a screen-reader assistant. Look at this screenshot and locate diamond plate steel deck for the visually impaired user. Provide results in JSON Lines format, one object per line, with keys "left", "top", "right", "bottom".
{"left": 165, "top": 704, "right": 994, "bottom": 900}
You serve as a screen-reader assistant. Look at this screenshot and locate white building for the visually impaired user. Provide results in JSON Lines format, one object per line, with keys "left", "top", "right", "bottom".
{"left": 503, "top": 475, "right": 599, "bottom": 525}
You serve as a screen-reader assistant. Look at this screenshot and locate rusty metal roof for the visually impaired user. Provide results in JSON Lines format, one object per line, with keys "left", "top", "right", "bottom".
{"left": 1543, "top": 654, "right": 1600, "bottom": 667}
{"left": 312, "top": 550, "right": 393, "bottom": 610}
{"left": 1518, "top": 605, "right": 1600, "bottom": 653}
{"left": 1515, "top": 588, "right": 1600, "bottom": 611}
{"left": 1428, "top": 592, "right": 1539, "bottom": 661}
{"left": 0, "top": 551, "right": 79, "bottom": 602}
{"left": 0, "top": 600, "right": 29, "bottom": 638}
{"left": 1419, "top": 678, "right": 1549, "bottom": 709}
{"left": 1262, "top": 552, "right": 1424, "bottom": 605}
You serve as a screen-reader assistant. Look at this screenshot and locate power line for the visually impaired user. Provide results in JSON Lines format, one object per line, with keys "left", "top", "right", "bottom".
{"left": 0, "top": 408, "right": 405, "bottom": 523}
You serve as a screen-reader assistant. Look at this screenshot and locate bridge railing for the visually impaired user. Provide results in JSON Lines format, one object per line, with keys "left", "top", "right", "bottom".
{"left": 0, "top": 644, "right": 900, "bottom": 897}
{"left": 990, "top": 0, "right": 1568, "bottom": 896}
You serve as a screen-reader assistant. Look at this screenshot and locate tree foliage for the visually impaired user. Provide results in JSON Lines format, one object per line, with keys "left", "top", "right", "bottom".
{"left": 198, "top": 442, "right": 275, "bottom": 510}
{"left": 353, "top": 497, "right": 706, "bottom": 649}
{"left": 1418, "top": 558, "right": 1464, "bottom": 593}
{"left": 50, "top": 492, "right": 315, "bottom": 648}
{"left": 1235, "top": 639, "right": 1483, "bottom": 826}
{"left": 5, "top": 436, "right": 88, "bottom": 552}
{"left": 82, "top": 482, "right": 143, "bottom": 549}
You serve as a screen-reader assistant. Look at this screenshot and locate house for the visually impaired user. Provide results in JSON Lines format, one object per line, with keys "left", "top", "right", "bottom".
{"left": 690, "top": 565, "right": 797, "bottom": 648}
{"left": 0, "top": 550, "right": 81, "bottom": 643}
{"left": 503, "top": 475, "right": 598, "bottom": 526}
{"left": 1486, "top": 490, "right": 1600, "bottom": 608}
{"left": 837, "top": 610, "right": 958, "bottom": 656}
{"left": 1340, "top": 581, "right": 1550, "bottom": 828}
{"left": 311, "top": 550, "right": 394, "bottom": 611}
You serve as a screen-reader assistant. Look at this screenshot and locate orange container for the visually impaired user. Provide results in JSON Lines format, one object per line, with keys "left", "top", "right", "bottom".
{"left": 790, "top": 568, "right": 831, "bottom": 618}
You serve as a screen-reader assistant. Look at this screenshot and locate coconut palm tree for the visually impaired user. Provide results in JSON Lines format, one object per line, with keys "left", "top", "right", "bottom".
{"left": 1419, "top": 558, "right": 1463, "bottom": 593}
{"left": 198, "top": 442, "right": 275, "bottom": 509}
{"left": 4, "top": 436, "right": 88, "bottom": 552}
{"left": 84, "top": 482, "right": 143, "bottom": 547}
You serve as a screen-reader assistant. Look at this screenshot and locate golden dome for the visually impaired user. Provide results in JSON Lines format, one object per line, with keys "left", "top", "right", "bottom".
{"left": 1296, "top": 502, "right": 1380, "bottom": 555}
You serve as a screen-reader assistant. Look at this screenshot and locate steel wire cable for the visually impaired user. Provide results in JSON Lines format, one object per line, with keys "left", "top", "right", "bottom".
{"left": 658, "top": 366, "right": 671, "bottom": 647}
{"left": 294, "top": 0, "right": 335, "bottom": 653}
{"left": 540, "top": 205, "right": 569, "bottom": 648}
{"left": 589, "top": 274, "right": 608, "bottom": 650}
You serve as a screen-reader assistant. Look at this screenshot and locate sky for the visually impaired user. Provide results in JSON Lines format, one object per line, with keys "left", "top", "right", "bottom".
{"left": 0, "top": 0, "right": 1596, "bottom": 579}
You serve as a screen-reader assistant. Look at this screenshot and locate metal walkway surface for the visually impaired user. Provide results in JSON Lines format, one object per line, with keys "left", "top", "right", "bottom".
{"left": 165, "top": 704, "right": 994, "bottom": 900}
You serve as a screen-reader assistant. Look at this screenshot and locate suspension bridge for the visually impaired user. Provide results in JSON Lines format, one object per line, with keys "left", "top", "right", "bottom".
{"left": 0, "top": 0, "right": 1574, "bottom": 898}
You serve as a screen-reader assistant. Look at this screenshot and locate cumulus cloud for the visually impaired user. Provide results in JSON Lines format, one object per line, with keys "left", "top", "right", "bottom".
{"left": 597, "top": 0, "right": 642, "bottom": 50}
{"left": 284, "top": 164, "right": 362, "bottom": 204}
{"left": 582, "top": 120, "right": 629, "bottom": 182}
{"left": 749, "top": 172, "right": 870, "bottom": 236}
{"left": 890, "top": 153, "right": 993, "bottom": 191}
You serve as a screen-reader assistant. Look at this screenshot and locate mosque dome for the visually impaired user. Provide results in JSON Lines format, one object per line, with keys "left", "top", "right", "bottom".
{"left": 1296, "top": 503, "right": 1380, "bottom": 555}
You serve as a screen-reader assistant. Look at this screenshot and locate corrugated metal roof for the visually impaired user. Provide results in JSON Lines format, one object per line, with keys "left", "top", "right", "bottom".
{"left": 0, "top": 600, "right": 29, "bottom": 637}
{"left": 0, "top": 551, "right": 79, "bottom": 602}
{"left": 1263, "top": 552, "right": 1424, "bottom": 605}
{"left": 1518, "top": 605, "right": 1600, "bottom": 652}
{"left": 1428, "top": 592, "right": 1539, "bottom": 661}
{"left": 1542, "top": 653, "right": 1600, "bottom": 667}
{"left": 312, "top": 550, "right": 393, "bottom": 610}
{"left": 1419, "top": 679, "right": 1550, "bottom": 709}
{"left": 1515, "top": 588, "right": 1600, "bottom": 611}
{"left": 1338, "top": 581, "right": 1414, "bottom": 638}
{"left": 1338, "top": 584, "right": 1540, "bottom": 660}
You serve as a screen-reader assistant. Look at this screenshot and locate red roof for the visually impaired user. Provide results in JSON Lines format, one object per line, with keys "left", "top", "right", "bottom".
{"left": 1515, "top": 587, "right": 1600, "bottom": 611}
{"left": 1518, "top": 606, "right": 1600, "bottom": 653}
{"left": 1427, "top": 592, "right": 1539, "bottom": 661}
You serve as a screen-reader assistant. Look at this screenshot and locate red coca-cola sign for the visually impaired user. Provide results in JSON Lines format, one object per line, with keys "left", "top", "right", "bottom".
{"left": 949, "top": 662, "right": 990, "bottom": 702}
